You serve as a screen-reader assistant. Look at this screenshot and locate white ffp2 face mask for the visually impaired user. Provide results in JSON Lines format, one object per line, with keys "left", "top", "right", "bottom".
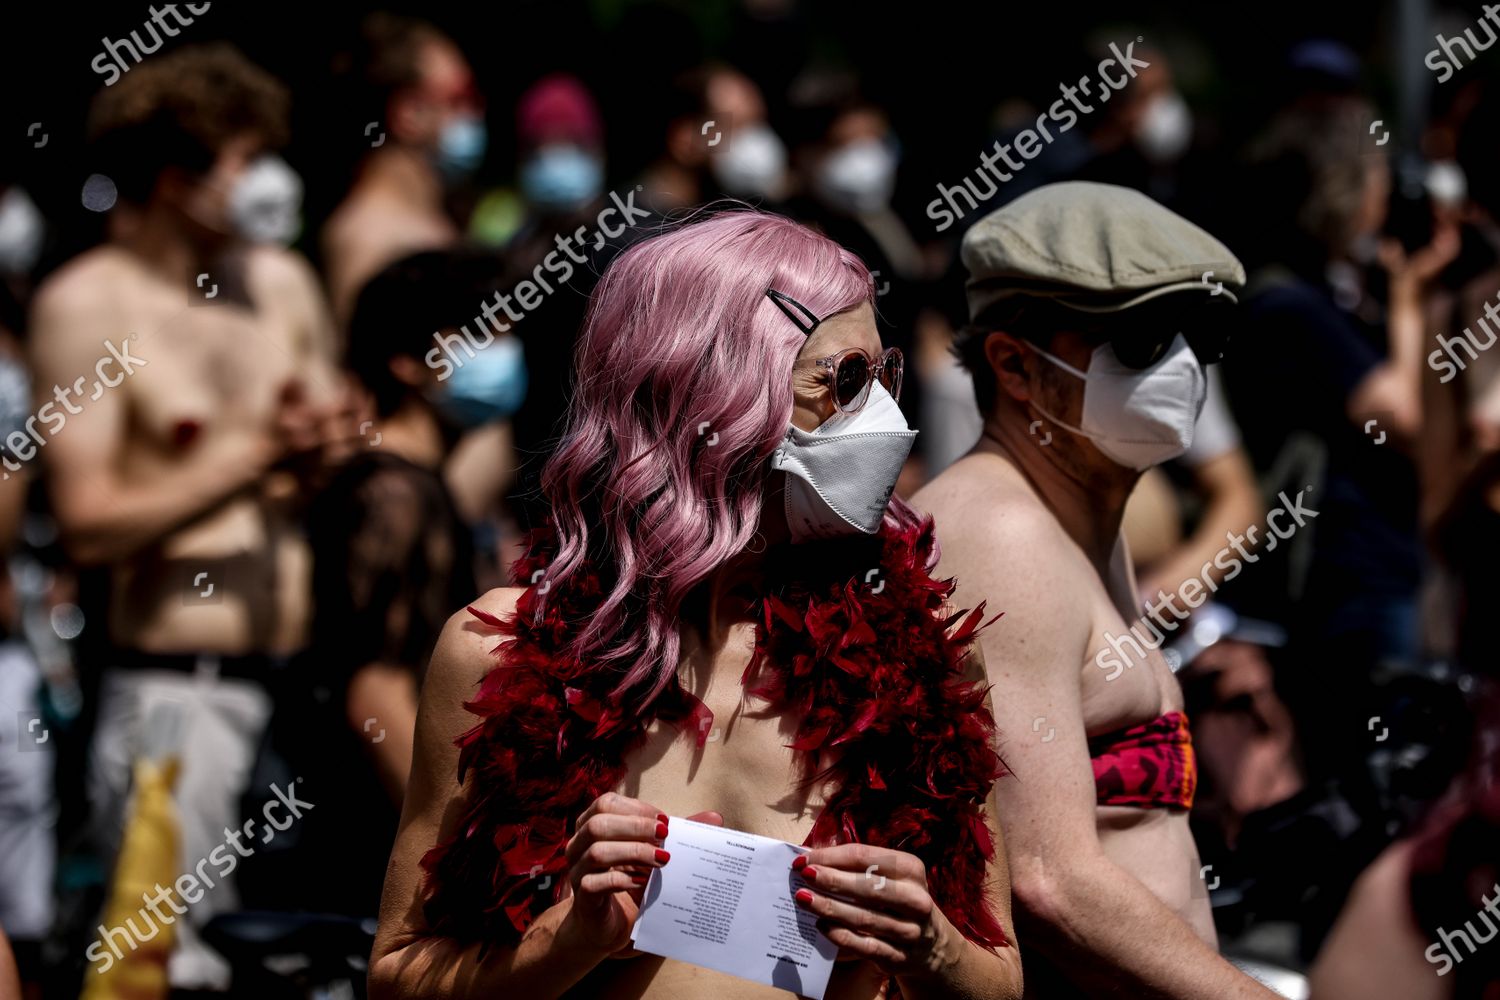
{"left": 0, "top": 187, "right": 44, "bottom": 274}
{"left": 815, "top": 138, "right": 898, "bottom": 214}
{"left": 229, "top": 155, "right": 304, "bottom": 245}
{"left": 1030, "top": 334, "right": 1206, "bottom": 471}
{"left": 712, "top": 123, "right": 788, "bottom": 200}
{"left": 770, "top": 382, "right": 917, "bottom": 542}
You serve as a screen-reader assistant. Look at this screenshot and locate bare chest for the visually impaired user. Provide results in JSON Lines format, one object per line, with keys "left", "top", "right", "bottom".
{"left": 621, "top": 670, "right": 831, "bottom": 846}
{"left": 1078, "top": 586, "right": 1185, "bottom": 737}
{"left": 124, "top": 294, "right": 301, "bottom": 451}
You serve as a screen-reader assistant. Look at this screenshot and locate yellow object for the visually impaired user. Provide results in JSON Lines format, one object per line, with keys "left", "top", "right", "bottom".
{"left": 81, "top": 757, "right": 181, "bottom": 1000}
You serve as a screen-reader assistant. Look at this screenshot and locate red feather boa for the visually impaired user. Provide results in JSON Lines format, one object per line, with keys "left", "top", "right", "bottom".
{"left": 419, "top": 517, "right": 1010, "bottom": 951}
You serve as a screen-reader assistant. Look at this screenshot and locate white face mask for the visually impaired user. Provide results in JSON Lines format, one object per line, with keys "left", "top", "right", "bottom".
{"left": 1134, "top": 91, "right": 1193, "bottom": 164}
{"left": 1426, "top": 159, "right": 1468, "bottom": 209}
{"left": 815, "top": 138, "right": 898, "bottom": 213}
{"left": 1030, "top": 334, "right": 1206, "bottom": 471}
{"left": 229, "top": 155, "right": 304, "bottom": 245}
{"left": 770, "top": 382, "right": 917, "bottom": 542}
{"left": 0, "top": 187, "right": 44, "bottom": 274}
{"left": 711, "top": 123, "right": 788, "bottom": 200}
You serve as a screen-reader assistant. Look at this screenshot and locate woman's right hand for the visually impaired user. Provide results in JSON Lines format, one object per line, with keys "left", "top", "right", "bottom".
{"left": 559, "top": 792, "right": 722, "bottom": 955}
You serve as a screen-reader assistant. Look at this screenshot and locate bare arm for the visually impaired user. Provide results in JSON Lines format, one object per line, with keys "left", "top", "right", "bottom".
{"left": 346, "top": 663, "right": 419, "bottom": 806}
{"left": 1309, "top": 841, "right": 1447, "bottom": 1000}
{"left": 930, "top": 502, "right": 1276, "bottom": 1000}
{"left": 444, "top": 422, "right": 515, "bottom": 525}
{"left": 1138, "top": 448, "right": 1264, "bottom": 600}
{"left": 896, "top": 801, "right": 1023, "bottom": 1000}
{"left": 1348, "top": 229, "right": 1460, "bottom": 449}
{"left": 897, "top": 646, "right": 1023, "bottom": 1000}
{"left": 368, "top": 590, "right": 616, "bottom": 999}
{"left": 0, "top": 467, "right": 28, "bottom": 555}
{"left": 0, "top": 927, "right": 19, "bottom": 1000}
{"left": 28, "top": 279, "right": 277, "bottom": 565}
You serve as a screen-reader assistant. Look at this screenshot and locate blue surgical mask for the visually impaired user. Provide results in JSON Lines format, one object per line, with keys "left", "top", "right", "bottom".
{"left": 437, "top": 115, "right": 488, "bottom": 180}
{"left": 431, "top": 335, "right": 527, "bottom": 428}
{"left": 520, "top": 145, "right": 603, "bottom": 211}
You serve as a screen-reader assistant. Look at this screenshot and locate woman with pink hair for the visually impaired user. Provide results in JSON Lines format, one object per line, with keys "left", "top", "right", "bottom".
{"left": 369, "top": 210, "right": 1023, "bottom": 999}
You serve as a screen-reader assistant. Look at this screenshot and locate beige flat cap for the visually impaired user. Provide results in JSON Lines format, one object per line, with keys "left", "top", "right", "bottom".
{"left": 962, "top": 181, "right": 1246, "bottom": 319}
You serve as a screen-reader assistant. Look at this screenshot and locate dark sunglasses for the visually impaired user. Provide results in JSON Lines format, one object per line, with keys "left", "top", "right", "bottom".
{"left": 1104, "top": 327, "right": 1231, "bottom": 370}
{"left": 766, "top": 288, "right": 904, "bottom": 414}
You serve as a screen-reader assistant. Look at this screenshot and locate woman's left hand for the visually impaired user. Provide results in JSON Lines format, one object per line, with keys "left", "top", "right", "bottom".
{"left": 791, "top": 844, "right": 962, "bottom": 978}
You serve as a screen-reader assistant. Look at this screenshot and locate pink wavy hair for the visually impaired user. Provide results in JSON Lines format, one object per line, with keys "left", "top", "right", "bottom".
{"left": 535, "top": 208, "right": 922, "bottom": 709}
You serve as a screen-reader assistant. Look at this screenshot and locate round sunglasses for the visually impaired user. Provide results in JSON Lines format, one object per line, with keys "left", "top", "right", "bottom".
{"left": 797, "top": 346, "right": 905, "bottom": 414}
{"left": 767, "top": 287, "right": 904, "bottom": 414}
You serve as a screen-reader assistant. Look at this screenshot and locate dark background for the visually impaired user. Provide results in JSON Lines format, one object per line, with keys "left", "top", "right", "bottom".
{"left": 0, "top": 0, "right": 1407, "bottom": 284}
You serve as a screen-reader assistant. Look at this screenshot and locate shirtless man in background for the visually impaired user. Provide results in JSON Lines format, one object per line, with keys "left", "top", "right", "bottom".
{"left": 913, "top": 182, "right": 1278, "bottom": 998}
{"left": 28, "top": 45, "right": 343, "bottom": 989}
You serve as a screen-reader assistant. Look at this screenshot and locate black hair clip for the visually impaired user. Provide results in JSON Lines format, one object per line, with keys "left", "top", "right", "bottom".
{"left": 765, "top": 288, "right": 822, "bottom": 336}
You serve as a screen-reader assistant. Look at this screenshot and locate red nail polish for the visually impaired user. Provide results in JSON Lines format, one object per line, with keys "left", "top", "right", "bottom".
{"left": 792, "top": 855, "right": 808, "bottom": 871}
{"left": 794, "top": 888, "right": 814, "bottom": 904}
{"left": 632, "top": 874, "right": 649, "bottom": 885}
{"left": 801, "top": 866, "right": 818, "bottom": 880}
{"left": 655, "top": 849, "right": 670, "bottom": 864}
{"left": 657, "top": 813, "right": 669, "bottom": 825}
{"left": 655, "top": 822, "right": 668, "bottom": 839}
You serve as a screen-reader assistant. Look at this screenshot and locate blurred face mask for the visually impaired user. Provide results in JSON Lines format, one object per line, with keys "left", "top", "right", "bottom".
{"left": 770, "top": 382, "right": 917, "bottom": 542}
{"left": 814, "top": 138, "right": 898, "bottom": 213}
{"left": 1029, "top": 334, "right": 1206, "bottom": 471}
{"left": 711, "top": 123, "right": 787, "bottom": 200}
{"left": 1133, "top": 91, "right": 1193, "bottom": 164}
{"left": 429, "top": 335, "right": 527, "bottom": 428}
{"left": 0, "top": 187, "right": 44, "bottom": 274}
{"left": 520, "top": 144, "right": 603, "bottom": 212}
{"left": 229, "top": 155, "right": 303, "bottom": 245}
{"left": 437, "top": 114, "right": 488, "bottom": 180}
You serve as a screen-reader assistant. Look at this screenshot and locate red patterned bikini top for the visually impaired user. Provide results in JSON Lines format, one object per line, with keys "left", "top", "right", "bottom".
{"left": 1089, "top": 710, "right": 1197, "bottom": 810}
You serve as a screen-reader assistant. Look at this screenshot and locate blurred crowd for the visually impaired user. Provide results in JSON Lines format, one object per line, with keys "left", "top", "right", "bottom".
{"left": 0, "top": 6, "right": 1499, "bottom": 998}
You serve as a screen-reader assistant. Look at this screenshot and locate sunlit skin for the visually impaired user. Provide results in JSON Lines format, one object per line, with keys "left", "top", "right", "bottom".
{"left": 30, "top": 133, "right": 342, "bottom": 655}
{"left": 790, "top": 302, "right": 884, "bottom": 428}
{"left": 27, "top": 129, "right": 348, "bottom": 989}
{"left": 322, "top": 36, "right": 478, "bottom": 326}
{"left": 369, "top": 300, "right": 1022, "bottom": 999}
{"left": 913, "top": 324, "right": 1279, "bottom": 998}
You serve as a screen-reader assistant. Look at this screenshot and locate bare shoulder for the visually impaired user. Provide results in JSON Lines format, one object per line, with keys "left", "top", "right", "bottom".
{"left": 31, "top": 248, "right": 131, "bottom": 322}
{"left": 914, "top": 455, "right": 1093, "bottom": 665}
{"left": 913, "top": 454, "right": 1077, "bottom": 581}
{"left": 377, "top": 588, "right": 529, "bottom": 963}
{"left": 246, "top": 244, "right": 322, "bottom": 298}
{"left": 408, "top": 588, "right": 525, "bottom": 807}
{"left": 421, "top": 588, "right": 525, "bottom": 707}
{"left": 30, "top": 250, "right": 142, "bottom": 378}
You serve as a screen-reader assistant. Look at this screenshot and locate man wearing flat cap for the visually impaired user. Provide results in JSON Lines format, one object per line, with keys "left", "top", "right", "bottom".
{"left": 914, "top": 181, "right": 1277, "bottom": 998}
